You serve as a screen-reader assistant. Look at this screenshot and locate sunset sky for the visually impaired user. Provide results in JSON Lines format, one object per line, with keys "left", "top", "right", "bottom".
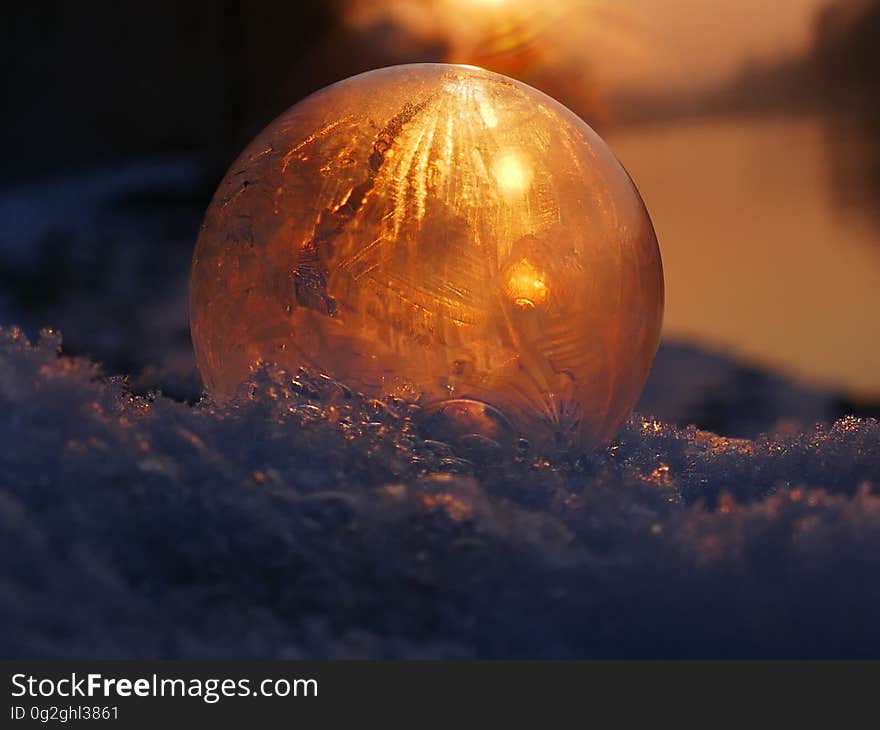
{"left": 345, "top": 0, "right": 834, "bottom": 94}
{"left": 599, "top": 0, "right": 831, "bottom": 92}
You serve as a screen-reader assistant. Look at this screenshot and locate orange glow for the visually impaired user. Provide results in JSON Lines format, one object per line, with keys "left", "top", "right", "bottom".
{"left": 341, "top": 0, "right": 626, "bottom": 123}
{"left": 642, "top": 463, "right": 673, "bottom": 488}
{"left": 454, "top": 0, "right": 509, "bottom": 7}
{"left": 505, "top": 259, "right": 548, "bottom": 308}
{"left": 341, "top": 0, "right": 828, "bottom": 99}
{"left": 493, "top": 151, "right": 533, "bottom": 194}
{"left": 421, "top": 493, "right": 472, "bottom": 521}
{"left": 190, "top": 65, "right": 663, "bottom": 447}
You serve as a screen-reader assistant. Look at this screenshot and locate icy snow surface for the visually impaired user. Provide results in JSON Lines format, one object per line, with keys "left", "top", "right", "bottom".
{"left": 1, "top": 327, "right": 879, "bottom": 658}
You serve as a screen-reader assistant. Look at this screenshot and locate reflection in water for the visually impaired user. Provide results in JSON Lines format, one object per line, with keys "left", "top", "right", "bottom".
{"left": 609, "top": 113, "right": 880, "bottom": 398}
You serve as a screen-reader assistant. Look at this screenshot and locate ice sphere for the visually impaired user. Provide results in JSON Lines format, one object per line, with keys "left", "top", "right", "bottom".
{"left": 190, "top": 64, "right": 663, "bottom": 447}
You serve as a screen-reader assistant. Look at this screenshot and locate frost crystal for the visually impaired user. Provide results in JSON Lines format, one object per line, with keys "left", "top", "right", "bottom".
{"left": 190, "top": 64, "right": 663, "bottom": 449}
{"left": 1, "top": 327, "right": 879, "bottom": 658}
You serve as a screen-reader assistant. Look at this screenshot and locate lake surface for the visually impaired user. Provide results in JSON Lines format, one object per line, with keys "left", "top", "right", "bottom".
{"left": 608, "top": 113, "right": 880, "bottom": 398}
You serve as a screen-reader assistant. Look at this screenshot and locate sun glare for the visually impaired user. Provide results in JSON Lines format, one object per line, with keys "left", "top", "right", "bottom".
{"left": 493, "top": 151, "right": 533, "bottom": 194}
{"left": 340, "top": 0, "right": 625, "bottom": 125}
{"left": 505, "top": 259, "right": 549, "bottom": 308}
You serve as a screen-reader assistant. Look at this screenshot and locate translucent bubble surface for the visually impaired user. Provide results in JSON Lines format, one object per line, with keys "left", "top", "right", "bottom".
{"left": 190, "top": 64, "right": 663, "bottom": 447}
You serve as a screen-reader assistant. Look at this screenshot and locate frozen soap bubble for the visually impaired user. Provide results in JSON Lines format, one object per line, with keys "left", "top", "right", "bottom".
{"left": 190, "top": 64, "right": 663, "bottom": 448}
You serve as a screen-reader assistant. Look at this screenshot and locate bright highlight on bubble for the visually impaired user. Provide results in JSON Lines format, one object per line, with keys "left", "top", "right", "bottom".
{"left": 505, "top": 259, "right": 548, "bottom": 309}
{"left": 493, "top": 151, "right": 532, "bottom": 194}
{"left": 190, "top": 64, "right": 663, "bottom": 447}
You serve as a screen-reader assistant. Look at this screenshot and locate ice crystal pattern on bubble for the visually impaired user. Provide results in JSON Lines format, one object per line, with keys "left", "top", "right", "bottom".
{"left": 190, "top": 64, "right": 663, "bottom": 447}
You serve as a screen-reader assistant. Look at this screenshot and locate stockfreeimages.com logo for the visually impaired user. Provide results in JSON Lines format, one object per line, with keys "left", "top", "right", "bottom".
{"left": 11, "top": 673, "right": 317, "bottom": 704}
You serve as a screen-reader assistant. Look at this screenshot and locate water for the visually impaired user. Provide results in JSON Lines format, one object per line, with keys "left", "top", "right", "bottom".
{"left": 608, "top": 113, "right": 880, "bottom": 399}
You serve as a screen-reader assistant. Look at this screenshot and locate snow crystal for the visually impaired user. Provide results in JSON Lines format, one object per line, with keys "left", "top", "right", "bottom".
{"left": 1, "top": 327, "right": 879, "bottom": 658}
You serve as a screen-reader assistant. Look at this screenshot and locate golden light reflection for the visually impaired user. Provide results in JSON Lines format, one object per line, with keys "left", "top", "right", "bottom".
{"left": 420, "top": 492, "right": 472, "bottom": 521}
{"left": 493, "top": 151, "right": 533, "bottom": 194}
{"left": 505, "top": 259, "right": 548, "bottom": 308}
{"left": 191, "top": 65, "right": 664, "bottom": 448}
{"left": 455, "top": 0, "right": 508, "bottom": 7}
{"left": 478, "top": 98, "right": 498, "bottom": 128}
{"left": 340, "top": 0, "right": 634, "bottom": 124}
{"left": 641, "top": 463, "right": 673, "bottom": 489}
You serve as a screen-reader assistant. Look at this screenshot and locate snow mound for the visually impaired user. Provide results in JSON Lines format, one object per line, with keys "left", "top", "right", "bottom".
{"left": 1, "top": 327, "right": 879, "bottom": 658}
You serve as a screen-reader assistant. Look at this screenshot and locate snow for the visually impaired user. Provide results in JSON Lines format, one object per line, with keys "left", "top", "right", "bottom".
{"left": 1, "top": 327, "right": 879, "bottom": 658}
